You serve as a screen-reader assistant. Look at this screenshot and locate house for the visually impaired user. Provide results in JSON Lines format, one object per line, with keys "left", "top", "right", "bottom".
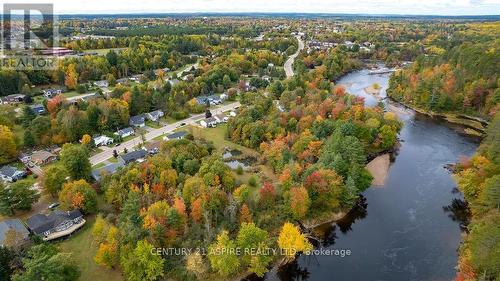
{"left": 116, "top": 78, "right": 129, "bottom": 85}
{"left": 91, "top": 162, "right": 124, "bottom": 181}
{"left": 130, "top": 74, "right": 143, "bottom": 82}
{"left": 30, "top": 104, "right": 45, "bottom": 115}
{"left": 0, "top": 94, "right": 26, "bottom": 104}
{"left": 93, "top": 80, "right": 109, "bottom": 88}
{"left": 145, "top": 110, "right": 164, "bottom": 122}
{"left": 200, "top": 117, "right": 218, "bottom": 128}
{"left": 144, "top": 141, "right": 161, "bottom": 155}
{"left": 0, "top": 166, "right": 27, "bottom": 182}
{"left": 214, "top": 113, "right": 229, "bottom": 123}
{"left": 31, "top": 150, "right": 57, "bottom": 165}
{"left": 42, "top": 89, "right": 62, "bottom": 98}
{"left": 262, "top": 75, "right": 272, "bottom": 82}
{"left": 118, "top": 149, "right": 147, "bottom": 165}
{"left": 129, "top": 115, "right": 145, "bottom": 127}
{"left": 93, "top": 135, "right": 114, "bottom": 147}
{"left": 115, "top": 127, "right": 134, "bottom": 138}
{"left": 229, "top": 111, "right": 237, "bottom": 117}
{"left": 154, "top": 67, "right": 170, "bottom": 76}
{"left": 0, "top": 219, "right": 30, "bottom": 247}
{"left": 164, "top": 131, "right": 187, "bottom": 141}
{"left": 26, "top": 210, "right": 85, "bottom": 241}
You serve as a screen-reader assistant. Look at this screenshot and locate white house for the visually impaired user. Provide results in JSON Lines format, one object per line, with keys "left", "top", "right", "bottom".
{"left": 115, "top": 127, "right": 134, "bottom": 138}
{"left": 229, "top": 111, "right": 237, "bottom": 117}
{"left": 145, "top": 110, "right": 164, "bottom": 122}
{"left": 214, "top": 113, "right": 229, "bottom": 123}
{"left": 0, "top": 166, "right": 26, "bottom": 182}
{"left": 93, "top": 135, "right": 114, "bottom": 147}
{"left": 200, "top": 117, "right": 218, "bottom": 128}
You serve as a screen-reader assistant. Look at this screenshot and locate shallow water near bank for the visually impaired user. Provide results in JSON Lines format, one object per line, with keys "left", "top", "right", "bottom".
{"left": 249, "top": 68, "right": 479, "bottom": 281}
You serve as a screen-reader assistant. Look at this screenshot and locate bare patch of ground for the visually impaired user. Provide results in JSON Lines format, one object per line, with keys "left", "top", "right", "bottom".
{"left": 366, "top": 153, "right": 391, "bottom": 186}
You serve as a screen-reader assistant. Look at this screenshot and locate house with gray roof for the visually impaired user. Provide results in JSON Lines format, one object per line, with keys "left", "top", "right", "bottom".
{"left": 115, "top": 127, "right": 134, "bottom": 138}
{"left": 129, "top": 115, "right": 145, "bottom": 127}
{"left": 165, "top": 131, "right": 188, "bottom": 140}
{"left": 91, "top": 162, "right": 124, "bottom": 181}
{"left": 0, "top": 219, "right": 30, "bottom": 247}
{"left": 26, "top": 210, "right": 85, "bottom": 241}
{"left": 118, "top": 149, "right": 147, "bottom": 165}
{"left": 0, "top": 166, "right": 27, "bottom": 182}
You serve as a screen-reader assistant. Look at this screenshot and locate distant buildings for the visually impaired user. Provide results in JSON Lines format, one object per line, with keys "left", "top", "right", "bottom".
{"left": 26, "top": 210, "right": 85, "bottom": 241}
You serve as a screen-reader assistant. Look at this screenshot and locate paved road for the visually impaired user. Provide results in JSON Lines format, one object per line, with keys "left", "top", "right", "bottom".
{"left": 89, "top": 101, "right": 241, "bottom": 165}
{"left": 284, "top": 35, "right": 305, "bottom": 78}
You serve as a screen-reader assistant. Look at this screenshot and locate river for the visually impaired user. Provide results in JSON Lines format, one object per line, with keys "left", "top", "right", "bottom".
{"left": 256, "top": 67, "right": 480, "bottom": 281}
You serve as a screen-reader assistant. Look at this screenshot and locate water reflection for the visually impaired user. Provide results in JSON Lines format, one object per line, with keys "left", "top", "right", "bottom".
{"left": 443, "top": 198, "right": 471, "bottom": 231}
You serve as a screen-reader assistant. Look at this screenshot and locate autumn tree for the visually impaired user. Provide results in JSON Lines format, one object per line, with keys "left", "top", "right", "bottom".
{"left": 58, "top": 180, "right": 97, "bottom": 214}
{"left": 289, "top": 185, "right": 310, "bottom": 219}
{"left": 208, "top": 230, "right": 240, "bottom": 276}
{"left": 0, "top": 125, "right": 17, "bottom": 164}
{"left": 236, "top": 223, "right": 272, "bottom": 277}
{"left": 277, "top": 222, "right": 313, "bottom": 260}
{"left": 120, "top": 240, "right": 164, "bottom": 281}
{"left": 64, "top": 63, "right": 78, "bottom": 90}
{"left": 239, "top": 204, "right": 252, "bottom": 223}
{"left": 94, "top": 226, "right": 119, "bottom": 269}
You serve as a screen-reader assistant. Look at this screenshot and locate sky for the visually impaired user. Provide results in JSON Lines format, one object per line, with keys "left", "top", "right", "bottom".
{"left": 1, "top": 0, "right": 500, "bottom": 15}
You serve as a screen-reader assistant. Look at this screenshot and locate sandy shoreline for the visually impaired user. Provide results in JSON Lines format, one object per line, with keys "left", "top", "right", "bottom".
{"left": 366, "top": 153, "right": 391, "bottom": 186}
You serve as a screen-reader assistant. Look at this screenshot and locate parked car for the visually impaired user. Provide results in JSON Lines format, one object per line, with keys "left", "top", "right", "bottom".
{"left": 48, "top": 202, "right": 60, "bottom": 209}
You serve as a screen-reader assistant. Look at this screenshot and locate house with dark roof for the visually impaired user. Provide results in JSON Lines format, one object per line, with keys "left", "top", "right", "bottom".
{"left": 0, "top": 219, "right": 30, "bottom": 247}
{"left": 146, "top": 110, "right": 164, "bottom": 122}
{"left": 129, "top": 115, "right": 145, "bottom": 127}
{"left": 144, "top": 141, "right": 161, "bottom": 155}
{"left": 115, "top": 127, "right": 135, "bottom": 138}
{"left": 118, "top": 149, "right": 147, "bottom": 165}
{"left": 30, "top": 104, "right": 46, "bottom": 115}
{"left": 0, "top": 94, "right": 26, "bottom": 104}
{"left": 200, "top": 117, "right": 218, "bottom": 128}
{"left": 165, "top": 131, "right": 188, "bottom": 140}
{"left": 0, "top": 166, "right": 27, "bottom": 182}
{"left": 93, "top": 80, "right": 109, "bottom": 88}
{"left": 31, "top": 150, "right": 57, "bottom": 165}
{"left": 26, "top": 210, "right": 85, "bottom": 241}
{"left": 91, "top": 162, "right": 124, "bottom": 181}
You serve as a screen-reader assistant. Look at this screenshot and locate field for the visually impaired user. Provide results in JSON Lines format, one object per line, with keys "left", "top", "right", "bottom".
{"left": 58, "top": 215, "right": 124, "bottom": 281}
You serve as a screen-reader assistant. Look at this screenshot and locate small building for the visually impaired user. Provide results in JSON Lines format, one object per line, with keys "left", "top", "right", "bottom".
{"left": 130, "top": 74, "right": 143, "bottom": 82}
{"left": 91, "top": 162, "right": 124, "bottom": 182}
{"left": 30, "top": 104, "right": 45, "bottom": 115}
{"left": 229, "top": 111, "right": 237, "bottom": 117}
{"left": 26, "top": 210, "right": 85, "bottom": 241}
{"left": 129, "top": 115, "right": 145, "bottom": 127}
{"left": 31, "top": 150, "right": 57, "bottom": 165}
{"left": 145, "top": 110, "right": 164, "bottom": 122}
{"left": 0, "top": 94, "right": 26, "bottom": 104}
{"left": 93, "top": 80, "right": 109, "bottom": 88}
{"left": 42, "top": 89, "right": 62, "bottom": 98}
{"left": 93, "top": 135, "right": 114, "bottom": 147}
{"left": 0, "top": 166, "right": 27, "bottom": 182}
{"left": 0, "top": 219, "right": 30, "bottom": 247}
{"left": 116, "top": 78, "right": 129, "bottom": 85}
{"left": 214, "top": 113, "right": 229, "bottom": 123}
{"left": 144, "top": 141, "right": 161, "bottom": 155}
{"left": 115, "top": 127, "right": 134, "bottom": 138}
{"left": 164, "top": 131, "right": 187, "bottom": 141}
{"left": 200, "top": 117, "right": 218, "bottom": 128}
{"left": 118, "top": 149, "right": 147, "bottom": 165}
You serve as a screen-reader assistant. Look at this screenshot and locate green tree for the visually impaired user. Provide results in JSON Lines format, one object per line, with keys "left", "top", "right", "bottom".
{"left": 120, "top": 240, "right": 164, "bottom": 281}
{"left": 12, "top": 244, "right": 80, "bottom": 281}
{"left": 236, "top": 223, "right": 272, "bottom": 277}
{"left": 42, "top": 165, "right": 69, "bottom": 197}
{"left": 0, "top": 181, "right": 40, "bottom": 216}
{"left": 60, "top": 144, "right": 91, "bottom": 180}
{"left": 208, "top": 230, "right": 240, "bottom": 276}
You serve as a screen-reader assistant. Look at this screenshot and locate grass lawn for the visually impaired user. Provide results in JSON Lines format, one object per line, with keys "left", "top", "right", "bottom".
{"left": 145, "top": 120, "right": 162, "bottom": 129}
{"left": 92, "top": 162, "right": 106, "bottom": 169}
{"left": 160, "top": 116, "right": 178, "bottom": 124}
{"left": 58, "top": 216, "right": 123, "bottom": 281}
{"left": 188, "top": 124, "right": 257, "bottom": 155}
{"left": 84, "top": 48, "right": 127, "bottom": 56}
{"left": 63, "top": 91, "right": 81, "bottom": 98}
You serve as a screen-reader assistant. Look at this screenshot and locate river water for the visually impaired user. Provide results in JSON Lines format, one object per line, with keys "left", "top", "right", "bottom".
{"left": 260, "top": 68, "right": 479, "bottom": 281}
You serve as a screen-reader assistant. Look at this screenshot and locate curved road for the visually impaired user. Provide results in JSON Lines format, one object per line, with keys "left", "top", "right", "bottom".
{"left": 90, "top": 101, "right": 241, "bottom": 165}
{"left": 284, "top": 35, "right": 304, "bottom": 78}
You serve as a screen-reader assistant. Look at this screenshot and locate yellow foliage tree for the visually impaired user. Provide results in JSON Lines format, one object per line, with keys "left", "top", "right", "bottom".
{"left": 81, "top": 134, "right": 92, "bottom": 145}
{"left": 277, "top": 222, "right": 313, "bottom": 259}
{"left": 65, "top": 63, "right": 78, "bottom": 90}
{"left": 0, "top": 125, "right": 18, "bottom": 164}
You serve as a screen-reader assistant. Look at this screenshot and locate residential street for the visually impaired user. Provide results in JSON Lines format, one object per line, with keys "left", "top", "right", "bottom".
{"left": 284, "top": 35, "right": 304, "bottom": 78}
{"left": 89, "top": 101, "right": 241, "bottom": 165}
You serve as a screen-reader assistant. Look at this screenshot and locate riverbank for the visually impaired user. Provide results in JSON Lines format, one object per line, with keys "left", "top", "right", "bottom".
{"left": 366, "top": 153, "right": 391, "bottom": 186}
{"left": 388, "top": 98, "right": 488, "bottom": 137}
